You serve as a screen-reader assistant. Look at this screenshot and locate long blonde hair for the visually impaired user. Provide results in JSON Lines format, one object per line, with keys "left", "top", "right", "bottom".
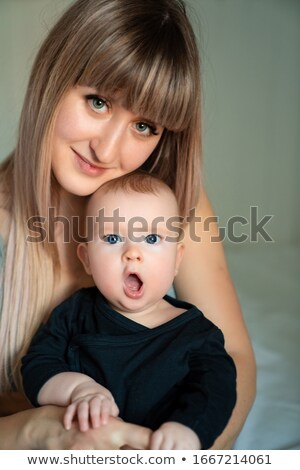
{"left": 0, "top": 0, "right": 201, "bottom": 391}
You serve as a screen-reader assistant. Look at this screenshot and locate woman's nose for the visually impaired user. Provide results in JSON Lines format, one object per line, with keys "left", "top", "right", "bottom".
{"left": 89, "top": 122, "right": 123, "bottom": 164}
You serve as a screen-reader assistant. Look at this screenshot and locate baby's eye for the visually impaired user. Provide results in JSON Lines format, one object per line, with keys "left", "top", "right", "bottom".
{"left": 135, "top": 122, "right": 159, "bottom": 136}
{"left": 144, "top": 234, "right": 161, "bottom": 244}
{"left": 86, "top": 95, "right": 108, "bottom": 113}
{"left": 102, "top": 234, "right": 123, "bottom": 244}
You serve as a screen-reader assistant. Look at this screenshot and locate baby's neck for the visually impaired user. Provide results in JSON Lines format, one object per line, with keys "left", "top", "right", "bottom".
{"left": 109, "top": 298, "right": 186, "bottom": 329}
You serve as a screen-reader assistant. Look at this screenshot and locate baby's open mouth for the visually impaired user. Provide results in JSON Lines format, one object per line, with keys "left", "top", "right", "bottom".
{"left": 124, "top": 273, "right": 143, "bottom": 292}
{"left": 123, "top": 273, "right": 144, "bottom": 299}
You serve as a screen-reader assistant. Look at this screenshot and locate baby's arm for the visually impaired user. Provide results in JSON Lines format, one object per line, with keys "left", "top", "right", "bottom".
{"left": 150, "top": 422, "right": 201, "bottom": 450}
{"left": 150, "top": 326, "right": 236, "bottom": 450}
{"left": 38, "top": 372, "right": 119, "bottom": 432}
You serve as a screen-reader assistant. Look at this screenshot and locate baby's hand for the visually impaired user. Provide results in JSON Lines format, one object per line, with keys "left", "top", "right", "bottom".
{"left": 150, "top": 422, "right": 201, "bottom": 450}
{"left": 64, "top": 388, "right": 119, "bottom": 432}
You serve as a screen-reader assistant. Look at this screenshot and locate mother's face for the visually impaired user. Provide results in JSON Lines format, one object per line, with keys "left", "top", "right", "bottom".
{"left": 51, "top": 86, "right": 164, "bottom": 196}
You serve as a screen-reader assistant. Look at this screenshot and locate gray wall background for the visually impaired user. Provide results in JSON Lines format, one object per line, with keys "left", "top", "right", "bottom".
{"left": 0, "top": 0, "right": 299, "bottom": 246}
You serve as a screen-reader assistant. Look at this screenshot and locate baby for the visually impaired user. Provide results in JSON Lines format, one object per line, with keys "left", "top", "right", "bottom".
{"left": 22, "top": 171, "right": 236, "bottom": 450}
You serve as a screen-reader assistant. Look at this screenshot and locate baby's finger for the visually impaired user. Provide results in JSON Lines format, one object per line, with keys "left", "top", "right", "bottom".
{"left": 151, "top": 429, "right": 174, "bottom": 450}
{"left": 89, "top": 396, "right": 102, "bottom": 429}
{"left": 64, "top": 403, "right": 77, "bottom": 430}
{"left": 77, "top": 400, "right": 90, "bottom": 432}
{"left": 111, "top": 400, "right": 119, "bottom": 417}
{"left": 100, "top": 397, "right": 114, "bottom": 425}
{"left": 159, "top": 434, "right": 174, "bottom": 450}
{"left": 150, "top": 429, "right": 163, "bottom": 450}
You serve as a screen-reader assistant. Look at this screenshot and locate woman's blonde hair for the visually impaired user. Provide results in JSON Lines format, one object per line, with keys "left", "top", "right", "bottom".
{"left": 0, "top": 0, "right": 201, "bottom": 391}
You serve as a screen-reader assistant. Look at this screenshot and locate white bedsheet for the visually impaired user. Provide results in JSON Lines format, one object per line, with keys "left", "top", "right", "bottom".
{"left": 226, "top": 244, "right": 300, "bottom": 450}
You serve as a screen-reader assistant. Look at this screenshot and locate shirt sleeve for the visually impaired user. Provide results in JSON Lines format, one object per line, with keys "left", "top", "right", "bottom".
{"left": 21, "top": 299, "right": 76, "bottom": 406}
{"left": 166, "top": 326, "right": 237, "bottom": 449}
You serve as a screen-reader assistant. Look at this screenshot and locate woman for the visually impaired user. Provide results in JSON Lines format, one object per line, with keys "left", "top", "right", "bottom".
{"left": 0, "top": 0, "right": 255, "bottom": 449}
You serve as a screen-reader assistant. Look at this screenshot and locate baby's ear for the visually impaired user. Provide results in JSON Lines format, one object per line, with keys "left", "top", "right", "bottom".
{"left": 174, "top": 243, "right": 185, "bottom": 276}
{"left": 77, "top": 243, "right": 92, "bottom": 275}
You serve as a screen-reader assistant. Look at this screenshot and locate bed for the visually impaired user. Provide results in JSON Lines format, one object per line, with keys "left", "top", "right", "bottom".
{"left": 226, "top": 243, "right": 300, "bottom": 450}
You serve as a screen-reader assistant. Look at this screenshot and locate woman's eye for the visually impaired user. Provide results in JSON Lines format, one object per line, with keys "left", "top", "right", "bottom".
{"left": 102, "top": 234, "right": 123, "bottom": 244}
{"left": 87, "top": 95, "right": 108, "bottom": 113}
{"left": 144, "top": 234, "right": 161, "bottom": 244}
{"left": 135, "top": 122, "right": 158, "bottom": 136}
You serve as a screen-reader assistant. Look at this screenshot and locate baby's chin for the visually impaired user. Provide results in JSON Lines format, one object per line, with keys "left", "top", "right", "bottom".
{"left": 108, "top": 297, "right": 161, "bottom": 318}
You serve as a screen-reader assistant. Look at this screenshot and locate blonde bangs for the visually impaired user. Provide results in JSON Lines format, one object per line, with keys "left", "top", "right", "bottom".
{"left": 76, "top": 11, "right": 198, "bottom": 132}
{"left": 81, "top": 63, "right": 194, "bottom": 132}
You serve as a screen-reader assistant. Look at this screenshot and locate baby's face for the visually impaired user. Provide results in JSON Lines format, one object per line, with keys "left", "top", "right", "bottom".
{"left": 78, "top": 188, "right": 184, "bottom": 315}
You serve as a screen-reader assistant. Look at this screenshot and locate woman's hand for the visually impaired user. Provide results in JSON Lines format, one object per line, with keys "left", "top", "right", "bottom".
{"left": 0, "top": 405, "right": 151, "bottom": 450}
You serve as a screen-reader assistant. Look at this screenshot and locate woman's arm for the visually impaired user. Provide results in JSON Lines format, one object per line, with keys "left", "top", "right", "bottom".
{"left": 174, "top": 190, "right": 256, "bottom": 449}
{"left": 0, "top": 405, "right": 151, "bottom": 449}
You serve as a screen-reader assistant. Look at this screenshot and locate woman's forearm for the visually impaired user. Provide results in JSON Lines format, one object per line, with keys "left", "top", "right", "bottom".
{"left": 0, "top": 406, "right": 152, "bottom": 450}
{"left": 0, "top": 407, "right": 48, "bottom": 449}
{"left": 0, "top": 406, "right": 83, "bottom": 449}
{"left": 0, "top": 394, "right": 151, "bottom": 450}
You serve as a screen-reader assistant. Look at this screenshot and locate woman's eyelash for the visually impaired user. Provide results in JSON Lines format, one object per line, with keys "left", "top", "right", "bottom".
{"left": 136, "top": 122, "right": 159, "bottom": 136}
{"left": 85, "top": 94, "right": 159, "bottom": 135}
{"left": 86, "top": 94, "right": 108, "bottom": 106}
{"left": 147, "top": 124, "right": 159, "bottom": 136}
{"left": 86, "top": 94, "right": 103, "bottom": 100}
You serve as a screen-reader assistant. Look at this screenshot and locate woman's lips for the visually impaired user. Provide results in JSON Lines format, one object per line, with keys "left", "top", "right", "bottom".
{"left": 73, "top": 149, "right": 107, "bottom": 176}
